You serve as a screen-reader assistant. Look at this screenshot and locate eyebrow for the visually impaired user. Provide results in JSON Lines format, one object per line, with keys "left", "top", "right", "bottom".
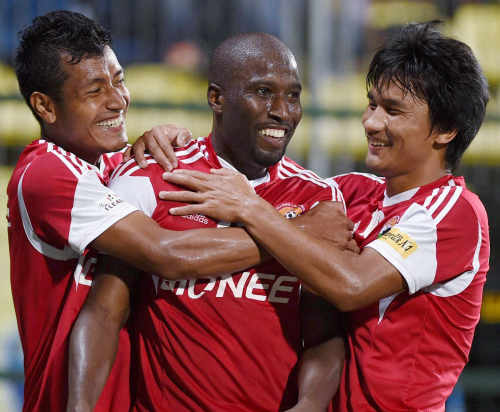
{"left": 367, "top": 91, "right": 406, "bottom": 108}
{"left": 83, "top": 69, "right": 124, "bottom": 88}
{"left": 249, "top": 76, "right": 302, "bottom": 90}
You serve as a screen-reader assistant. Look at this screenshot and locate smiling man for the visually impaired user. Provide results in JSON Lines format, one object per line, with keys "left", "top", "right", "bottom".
{"left": 70, "top": 33, "right": 349, "bottom": 412}
{"left": 163, "top": 22, "right": 490, "bottom": 411}
{"left": 8, "top": 12, "right": 303, "bottom": 412}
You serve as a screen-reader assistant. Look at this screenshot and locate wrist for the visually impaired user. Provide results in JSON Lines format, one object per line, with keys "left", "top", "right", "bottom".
{"left": 238, "top": 194, "right": 274, "bottom": 226}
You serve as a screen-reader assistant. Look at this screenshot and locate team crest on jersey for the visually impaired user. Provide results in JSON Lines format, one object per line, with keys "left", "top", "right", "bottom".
{"left": 277, "top": 203, "right": 305, "bottom": 219}
{"left": 98, "top": 192, "right": 123, "bottom": 211}
{"left": 379, "top": 227, "right": 417, "bottom": 258}
{"left": 378, "top": 215, "right": 400, "bottom": 237}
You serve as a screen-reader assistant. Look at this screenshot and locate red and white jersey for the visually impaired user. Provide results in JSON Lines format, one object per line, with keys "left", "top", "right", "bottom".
{"left": 7, "top": 139, "right": 137, "bottom": 412}
{"left": 330, "top": 173, "right": 489, "bottom": 412}
{"left": 109, "top": 135, "right": 344, "bottom": 412}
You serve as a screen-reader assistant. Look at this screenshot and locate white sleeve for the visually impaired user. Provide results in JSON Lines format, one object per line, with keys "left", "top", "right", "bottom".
{"left": 366, "top": 203, "right": 438, "bottom": 294}
{"left": 108, "top": 175, "right": 157, "bottom": 217}
{"left": 68, "top": 171, "right": 138, "bottom": 253}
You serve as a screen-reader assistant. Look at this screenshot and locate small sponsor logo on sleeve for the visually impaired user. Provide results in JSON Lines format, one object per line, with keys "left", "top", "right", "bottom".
{"left": 98, "top": 193, "right": 123, "bottom": 211}
{"left": 277, "top": 203, "right": 305, "bottom": 219}
{"left": 379, "top": 227, "right": 417, "bottom": 258}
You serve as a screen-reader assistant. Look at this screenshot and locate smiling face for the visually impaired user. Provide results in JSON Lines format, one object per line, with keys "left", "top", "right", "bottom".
{"left": 47, "top": 46, "right": 130, "bottom": 164}
{"left": 362, "top": 81, "right": 452, "bottom": 195}
{"left": 213, "top": 48, "right": 302, "bottom": 180}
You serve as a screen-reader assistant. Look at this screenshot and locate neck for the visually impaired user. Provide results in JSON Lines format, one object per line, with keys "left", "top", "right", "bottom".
{"left": 211, "top": 132, "right": 267, "bottom": 180}
{"left": 43, "top": 133, "right": 100, "bottom": 165}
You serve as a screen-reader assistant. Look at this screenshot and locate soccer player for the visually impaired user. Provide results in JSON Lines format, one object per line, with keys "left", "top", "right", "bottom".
{"left": 163, "top": 22, "right": 490, "bottom": 411}
{"left": 8, "top": 11, "right": 307, "bottom": 412}
{"left": 68, "top": 33, "right": 350, "bottom": 412}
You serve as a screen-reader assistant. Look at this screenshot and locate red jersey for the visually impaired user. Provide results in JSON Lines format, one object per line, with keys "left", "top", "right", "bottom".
{"left": 330, "top": 173, "right": 489, "bottom": 412}
{"left": 109, "top": 136, "right": 344, "bottom": 412}
{"left": 7, "top": 139, "right": 137, "bottom": 412}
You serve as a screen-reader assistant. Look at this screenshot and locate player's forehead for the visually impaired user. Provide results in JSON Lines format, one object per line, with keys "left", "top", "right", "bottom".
{"left": 232, "top": 51, "right": 301, "bottom": 87}
{"left": 60, "top": 46, "right": 122, "bottom": 87}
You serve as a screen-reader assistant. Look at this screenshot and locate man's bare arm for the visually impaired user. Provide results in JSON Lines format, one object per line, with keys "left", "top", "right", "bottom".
{"left": 288, "top": 291, "right": 344, "bottom": 412}
{"left": 162, "top": 168, "right": 405, "bottom": 311}
{"left": 124, "top": 124, "right": 193, "bottom": 170}
{"left": 67, "top": 258, "right": 135, "bottom": 412}
{"left": 91, "top": 211, "right": 266, "bottom": 280}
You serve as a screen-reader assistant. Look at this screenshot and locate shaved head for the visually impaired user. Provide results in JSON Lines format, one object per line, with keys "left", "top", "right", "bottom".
{"left": 207, "top": 32, "right": 302, "bottom": 180}
{"left": 208, "top": 33, "right": 299, "bottom": 87}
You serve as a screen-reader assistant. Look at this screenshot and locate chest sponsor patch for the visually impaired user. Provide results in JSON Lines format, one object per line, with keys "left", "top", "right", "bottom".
{"left": 379, "top": 227, "right": 418, "bottom": 258}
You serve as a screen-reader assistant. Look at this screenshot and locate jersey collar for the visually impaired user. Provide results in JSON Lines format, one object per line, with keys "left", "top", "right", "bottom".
{"left": 204, "top": 135, "right": 271, "bottom": 189}
{"left": 382, "top": 174, "right": 460, "bottom": 207}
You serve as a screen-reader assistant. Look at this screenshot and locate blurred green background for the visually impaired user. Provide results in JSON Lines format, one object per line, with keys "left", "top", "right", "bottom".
{"left": 1, "top": 0, "right": 499, "bottom": 410}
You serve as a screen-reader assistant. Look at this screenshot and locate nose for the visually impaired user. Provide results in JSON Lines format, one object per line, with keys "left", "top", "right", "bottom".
{"left": 362, "top": 106, "right": 386, "bottom": 134}
{"left": 106, "top": 85, "right": 129, "bottom": 111}
{"left": 268, "top": 94, "right": 288, "bottom": 122}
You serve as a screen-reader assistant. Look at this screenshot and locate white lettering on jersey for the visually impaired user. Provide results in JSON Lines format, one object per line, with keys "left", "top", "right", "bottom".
{"left": 160, "top": 279, "right": 188, "bottom": 295}
{"left": 216, "top": 272, "right": 251, "bottom": 297}
{"left": 246, "top": 273, "right": 274, "bottom": 301}
{"left": 269, "top": 275, "right": 297, "bottom": 303}
{"left": 156, "top": 273, "right": 298, "bottom": 303}
{"left": 188, "top": 278, "right": 216, "bottom": 299}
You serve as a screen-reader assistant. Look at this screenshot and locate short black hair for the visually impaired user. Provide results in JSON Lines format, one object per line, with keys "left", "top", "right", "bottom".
{"left": 14, "top": 10, "right": 112, "bottom": 123}
{"left": 366, "top": 21, "right": 489, "bottom": 171}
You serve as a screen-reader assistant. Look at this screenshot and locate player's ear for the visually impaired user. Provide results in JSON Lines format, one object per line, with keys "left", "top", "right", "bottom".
{"left": 434, "top": 129, "right": 457, "bottom": 145}
{"left": 207, "top": 83, "right": 224, "bottom": 114}
{"left": 30, "top": 92, "right": 57, "bottom": 124}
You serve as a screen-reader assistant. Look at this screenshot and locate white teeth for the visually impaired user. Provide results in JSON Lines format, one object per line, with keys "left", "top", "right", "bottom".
{"left": 96, "top": 116, "right": 123, "bottom": 128}
{"left": 259, "top": 128, "right": 285, "bottom": 138}
{"left": 370, "top": 140, "right": 389, "bottom": 147}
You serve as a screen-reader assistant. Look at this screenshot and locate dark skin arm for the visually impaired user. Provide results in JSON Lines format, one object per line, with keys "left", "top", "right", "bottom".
{"left": 67, "top": 257, "right": 135, "bottom": 412}
{"left": 161, "top": 168, "right": 405, "bottom": 311}
{"left": 68, "top": 194, "right": 355, "bottom": 412}
{"left": 95, "top": 124, "right": 266, "bottom": 279}
{"left": 91, "top": 211, "right": 267, "bottom": 280}
{"left": 287, "top": 291, "right": 344, "bottom": 412}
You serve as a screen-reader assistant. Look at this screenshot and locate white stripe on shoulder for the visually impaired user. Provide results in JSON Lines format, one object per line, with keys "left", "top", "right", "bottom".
{"left": 278, "top": 166, "right": 328, "bottom": 188}
{"left": 181, "top": 151, "right": 204, "bottom": 164}
{"left": 324, "top": 178, "right": 346, "bottom": 205}
{"left": 434, "top": 186, "right": 463, "bottom": 225}
{"left": 110, "top": 157, "right": 153, "bottom": 179}
{"left": 47, "top": 145, "right": 84, "bottom": 178}
{"left": 278, "top": 160, "right": 327, "bottom": 188}
{"left": 122, "top": 159, "right": 158, "bottom": 177}
{"left": 422, "top": 188, "right": 440, "bottom": 208}
{"left": 69, "top": 153, "right": 86, "bottom": 175}
{"left": 281, "top": 157, "right": 323, "bottom": 180}
{"left": 427, "top": 186, "right": 451, "bottom": 215}
{"left": 333, "top": 171, "right": 385, "bottom": 184}
{"left": 17, "top": 164, "right": 79, "bottom": 261}
{"left": 175, "top": 141, "right": 200, "bottom": 157}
